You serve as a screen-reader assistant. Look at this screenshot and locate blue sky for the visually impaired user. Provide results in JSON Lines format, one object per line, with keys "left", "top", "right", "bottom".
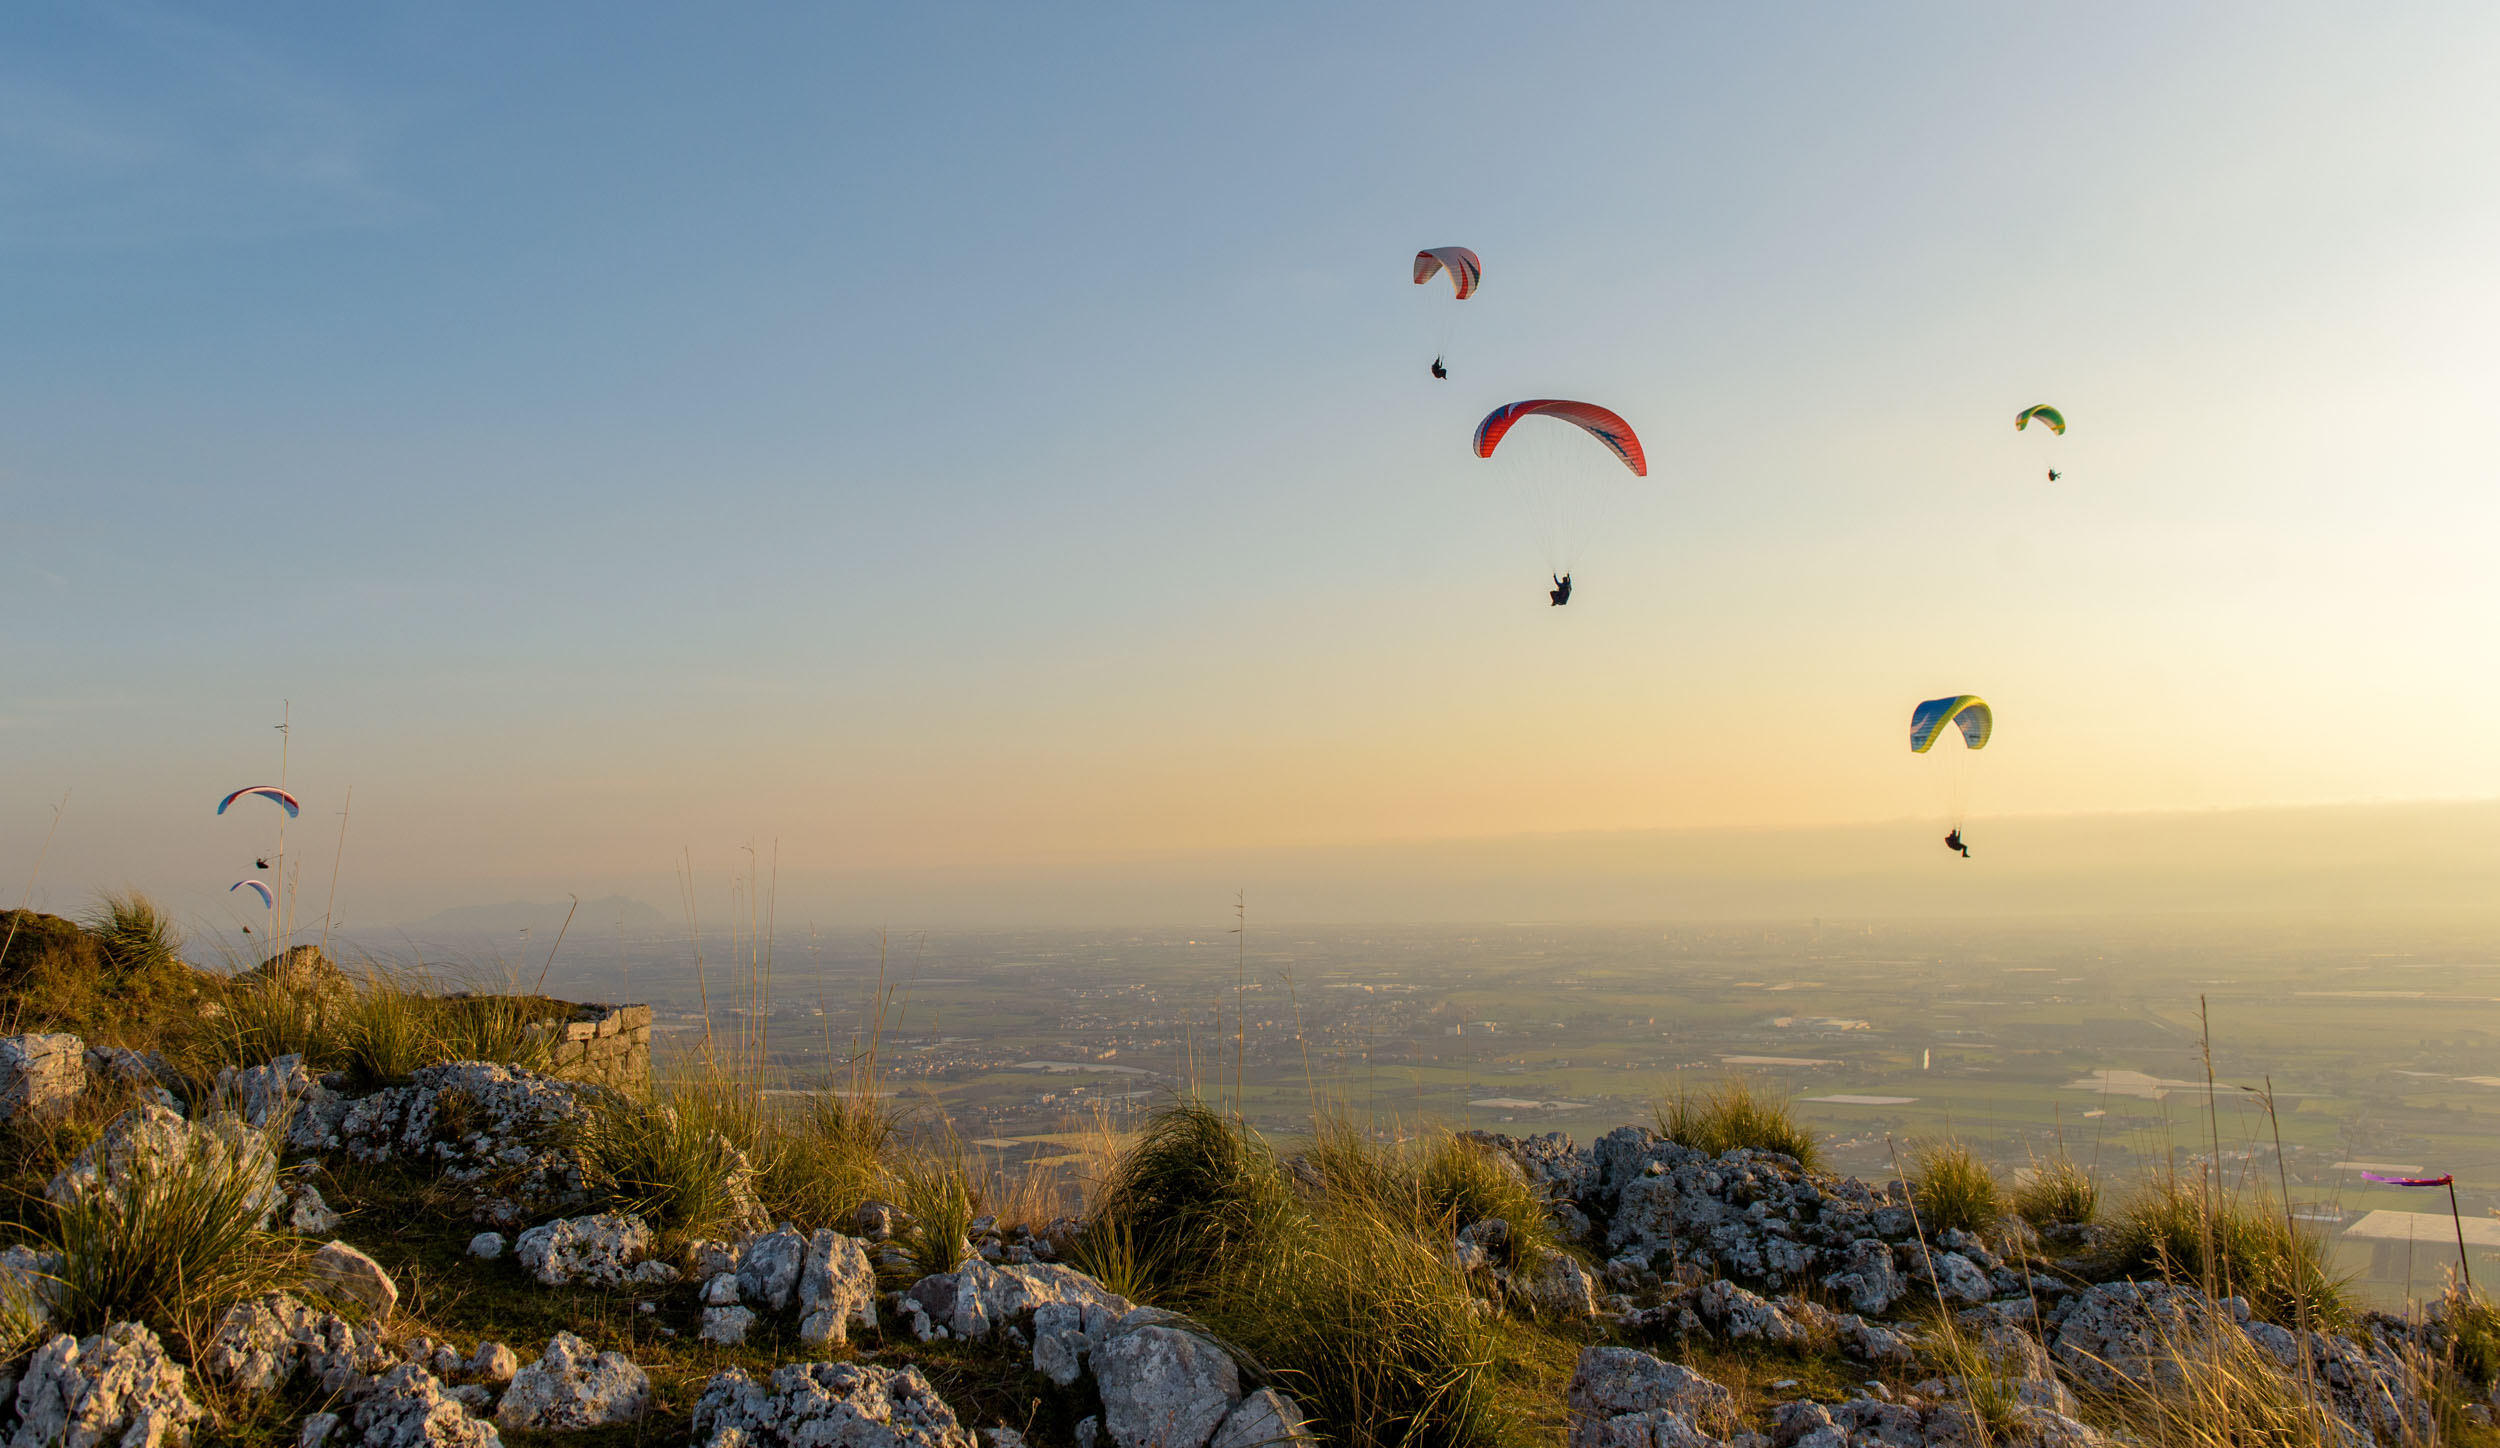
{"left": 5, "top": 5, "right": 2498, "bottom": 924}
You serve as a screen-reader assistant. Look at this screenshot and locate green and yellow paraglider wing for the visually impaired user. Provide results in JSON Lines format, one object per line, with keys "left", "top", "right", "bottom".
{"left": 1909, "top": 695, "right": 1992, "bottom": 753}
{"left": 2015, "top": 404, "right": 2066, "bottom": 435}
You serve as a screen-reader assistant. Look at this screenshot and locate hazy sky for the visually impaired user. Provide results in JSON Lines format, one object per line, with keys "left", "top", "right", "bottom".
{"left": 6, "top": 5, "right": 2498, "bottom": 924}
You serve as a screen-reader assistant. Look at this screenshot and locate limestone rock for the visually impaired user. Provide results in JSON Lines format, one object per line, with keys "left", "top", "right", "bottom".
{"left": 796, "top": 1230, "right": 877, "bottom": 1347}
{"left": 689, "top": 1361, "right": 975, "bottom": 1448}
{"left": 1516, "top": 1249, "right": 1601, "bottom": 1319}
{"left": 1208, "top": 1390, "right": 1312, "bottom": 1448}
{"left": 199, "top": 1292, "right": 399, "bottom": 1397}
{"left": 10, "top": 1322, "right": 204, "bottom": 1448}
{"left": 337, "top": 1062, "right": 605, "bottom": 1227}
{"left": 2051, "top": 1281, "right": 2236, "bottom": 1394}
{"left": 699, "top": 1307, "right": 757, "bottom": 1347}
{"left": 308, "top": 1242, "right": 399, "bottom": 1321}
{"left": 703, "top": 1272, "right": 742, "bottom": 1306}
{"left": 465, "top": 1234, "right": 504, "bottom": 1261}
{"left": 47, "top": 1102, "right": 282, "bottom": 1229}
{"left": 1821, "top": 1238, "right": 1903, "bottom": 1316}
{"left": 219, "top": 1055, "right": 351, "bottom": 1154}
{"left": 1922, "top": 1249, "right": 1992, "bottom": 1305}
{"left": 1567, "top": 1347, "right": 1735, "bottom": 1448}
{"left": 495, "top": 1331, "right": 650, "bottom": 1431}
{"left": 300, "top": 1411, "right": 341, "bottom": 1448}
{"left": 345, "top": 1364, "right": 501, "bottom": 1448}
{"left": 908, "top": 1259, "right": 1132, "bottom": 1343}
{"left": 512, "top": 1213, "right": 655, "bottom": 1289}
{"left": 0, "top": 1035, "right": 86, "bottom": 1123}
{"left": 289, "top": 1183, "right": 343, "bottom": 1235}
{"left": 1091, "top": 1322, "right": 1241, "bottom": 1448}
{"left": 465, "top": 1344, "right": 517, "bottom": 1388}
{"left": 738, "top": 1225, "right": 808, "bottom": 1313}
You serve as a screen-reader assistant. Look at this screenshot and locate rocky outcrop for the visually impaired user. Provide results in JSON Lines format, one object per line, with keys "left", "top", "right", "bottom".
{"left": 904, "top": 1259, "right": 1133, "bottom": 1344}
{"left": 690, "top": 1362, "right": 975, "bottom": 1448}
{"left": 494, "top": 1332, "right": 649, "bottom": 1431}
{"left": 739, "top": 1225, "right": 809, "bottom": 1312}
{"left": 797, "top": 1230, "right": 878, "bottom": 1347}
{"left": 199, "top": 1292, "right": 399, "bottom": 1397}
{"left": 10, "top": 1322, "right": 204, "bottom": 1448}
{"left": 218, "top": 1055, "right": 351, "bottom": 1154}
{"left": 338, "top": 1063, "right": 606, "bottom": 1227}
{"left": 1567, "top": 1346, "right": 1736, "bottom": 1448}
{"left": 512, "top": 1213, "right": 666, "bottom": 1289}
{"left": 344, "top": 1364, "right": 502, "bottom": 1448}
{"left": 0, "top": 1035, "right": 87, "bottom": 1123}
{"left": 1091, "top": 1321, "right": 1242, "bottom": 1448}
{"left": 1770, "top": 1392, "right": 2110, "bottom": 1448}
{"left": 47, "top": 1102, "right": 282, "bottom": 1229}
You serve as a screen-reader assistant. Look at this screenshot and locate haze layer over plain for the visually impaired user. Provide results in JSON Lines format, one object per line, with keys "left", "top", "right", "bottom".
{"left": 4, "top": 5, "right": 2497, "bottom": 921}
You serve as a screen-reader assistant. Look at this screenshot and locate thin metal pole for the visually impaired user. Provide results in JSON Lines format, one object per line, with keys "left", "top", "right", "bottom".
{"left": 2450, "top": 1179, "right": 2473, "bottom": 1291}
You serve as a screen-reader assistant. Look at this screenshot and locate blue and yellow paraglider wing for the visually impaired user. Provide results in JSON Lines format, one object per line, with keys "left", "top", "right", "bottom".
{"left": 1909, "top": 695, "right": 1992, "bottom": 752}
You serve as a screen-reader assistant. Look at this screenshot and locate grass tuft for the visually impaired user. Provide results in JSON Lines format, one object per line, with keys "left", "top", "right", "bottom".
{"left": 1086, "top": 1102, "right": 1537, "bottom": 1448}
{"left": 2013, "top": 1153, "right": 2100, "bottom": 1231}
{"left": 1908, "top": 1138, "right": 2005, "bottom": 1239}
{"left": 1657, "top": 1077, "right": 1821, "bottom": 1169}
{"left": 1086, "top": 1100, "right": 1299, "bottom": 1301}
{"left": 84, "top": 890, "right": 185, "bottom": 990}
{"left": 580, "top": 1079, "right": 768, "bottom": 1243}
{"left": 759, "top": 1089, "right": 896, "bottom": 1233}
{"left": 49, "top": 1120, "right": 298, "bottom": 1353}
{"left": 894, "top": 1152, "right": 980, "bottom": 1280}
{"left": 2104, "top": 1174, "right": 2354, "bottom": 1330}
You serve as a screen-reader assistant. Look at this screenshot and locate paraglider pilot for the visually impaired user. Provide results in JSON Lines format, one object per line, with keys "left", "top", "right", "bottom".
{"left": 1549, "top": 573, "right": 1572, "bottom": 607}
{"left": 1430, "top": 358, "right": 1448, "bottom": 380}
{"left": 1944, "top": 829, "right": 1970, "bottom": 859}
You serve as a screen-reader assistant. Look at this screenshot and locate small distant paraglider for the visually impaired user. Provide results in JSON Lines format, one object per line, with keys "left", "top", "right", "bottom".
{"left": 1413, "top": 246, "right": 1480, "bottom": 379}
{"left": 231, "top": 879, "right": 274, "bottom": 908}
{"left": 216, "top": 786, "right": 300, "bottom": 818}
{"left": 1911, "top": 695, "right": 1992, "bottom": 858}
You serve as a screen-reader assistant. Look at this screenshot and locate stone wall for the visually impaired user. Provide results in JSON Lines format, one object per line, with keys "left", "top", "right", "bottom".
{"left": 537, "top": 1004, "right": 652, "bottom": 1088}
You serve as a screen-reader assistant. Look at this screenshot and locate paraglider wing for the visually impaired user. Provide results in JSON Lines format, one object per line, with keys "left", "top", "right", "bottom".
{"left": 1473, "top": 400, "right": 1648, "bottom": 477}
{"left": 2362, "top": 1172, "right": 2455, "bottom": 1187}
{"left": 231, "top": 879, "right": 274, "bottom": 908}
{"left": 2015, "top": 404, "right": 2067, "bottom": 435}
{"left": 216, "top": 786, "right": 301, "bottom": 818}
{"left": 1412, "top": 247, "right": 1482, "bottom": 300}
{"left": 1909, "top": 695, "right": 1993, "bottom": 753}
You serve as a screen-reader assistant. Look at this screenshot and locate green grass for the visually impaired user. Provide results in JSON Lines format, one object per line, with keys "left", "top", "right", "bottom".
{"left": 47, "top": 1118, "right": 299, "bottom": 1354}
{"left": 83, "top": 889, "right": 185, "bottom": 992}
{"left": 580, "top": 1078, "right": 769, "bottom": 1244}
{"left": 894, "top": 1152, "right": 980, "bottom": 1281}
{"left": 1084, "top": 1101, "right": 1543, "bottom": 1448}
{"left": 2104, "top": 1174, "right": 2355, "bottom": 1330}
{"left": 758, "top": 1088, "right": 896, "bottom": 1233}
{"left": 1658, "top": 1078, "right": 1822, "bottom": 1169}
{"left": 2013, "top": 1153, "right": 2100, "bottom": 1231}
{"left": 1907, "top": 1139, "right": 2005, "bottom": 1239}
{"left": 1085, "top": 1101, "right": 1299, "bottom": 1302}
